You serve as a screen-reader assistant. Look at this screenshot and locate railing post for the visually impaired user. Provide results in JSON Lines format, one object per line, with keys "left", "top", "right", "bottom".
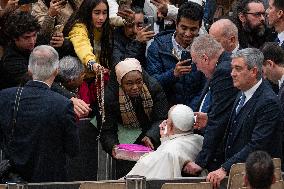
{"left": 125, "top": 175, "right": 146, "bottom": 189}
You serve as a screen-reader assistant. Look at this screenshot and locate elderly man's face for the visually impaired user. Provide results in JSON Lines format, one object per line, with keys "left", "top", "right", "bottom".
{"left": 121, "top": 70, "right": 143, "bottom": 97}
{"left": 209, "top": 26, "right": 234, "bottom": 52}
{"left": 231, "top": 57, "right": 257, "bottom": 91}
{"left": 14, "top": 31, "right": 37, "bottom": 52}
{"left": 240, "top": 2, "right": 266, "bottom": 36}
{"left": 191, "top": 51, "right": 215, "bottom": 79}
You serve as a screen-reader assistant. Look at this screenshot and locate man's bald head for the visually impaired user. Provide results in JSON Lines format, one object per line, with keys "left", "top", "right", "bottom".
{"left": 209, "top": 19, "right": 239, "bottom": 52}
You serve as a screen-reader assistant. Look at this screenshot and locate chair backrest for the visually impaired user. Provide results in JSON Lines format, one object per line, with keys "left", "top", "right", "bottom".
{"left": 271, "top": 180, "right": 284, "bottom": 189}
{"left": 79, "top": 182, "right": 125, "bottom": 189}
{"left": 227, "top": 158, "right": 282, "bottom": 189}
{"left": 161, "top": 182, "right": 212, "bottom": 189}
{"left": 227, "top": 163, "right": 246, "bottom": 189}
{"left": 273, "top": 158, "right": 283, "bottom": 181}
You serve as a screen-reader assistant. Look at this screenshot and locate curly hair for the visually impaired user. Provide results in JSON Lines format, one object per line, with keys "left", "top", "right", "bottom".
{"left": 176, "top": 1, "right": 204, "bottom": 27}
{"left": 63, "top": 0, "right": 113, "bottom": 69}
{"left": 231, "top": 0, "right": 263, "bottom": 29}
{"left": 3, "top": 11, "right": 41, "bottom": 41}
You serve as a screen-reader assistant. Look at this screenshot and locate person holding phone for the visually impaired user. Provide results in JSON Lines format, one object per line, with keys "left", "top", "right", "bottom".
{"left": 146, "top": 2, "right": 206, "bottom": 111}
{"left": 31, "top": 0, "right": 80, "bottom": 45}
{"left": 113, "top": 6, "right": 155, "bottom": 67}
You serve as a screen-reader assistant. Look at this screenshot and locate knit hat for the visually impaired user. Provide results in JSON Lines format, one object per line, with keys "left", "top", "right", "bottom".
{"left": 115, "top": 58, "right": 142, "bottom": 85}
{"left": 169, "top": 104, "right": 194, "bottom": 132}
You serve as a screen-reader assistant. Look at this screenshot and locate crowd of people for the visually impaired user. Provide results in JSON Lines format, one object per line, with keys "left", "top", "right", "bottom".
{"left": 0, "top": 0, "right": 283, "bottom": 188}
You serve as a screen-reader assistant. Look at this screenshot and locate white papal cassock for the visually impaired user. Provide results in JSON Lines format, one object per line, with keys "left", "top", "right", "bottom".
{"left": 127, "top": 133, "right": 203, "bottom": 179}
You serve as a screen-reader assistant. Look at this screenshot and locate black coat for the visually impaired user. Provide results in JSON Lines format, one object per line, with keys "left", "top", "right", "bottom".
{"left": 0, "top": 44, "right": 31, "bottom": 90}
{"left": 195, "top": 51, "right": 239, "bottom": 171}
{"left": 100, "top": 72, "right": 169, "bottom": 154}
{"left": 112, "top": 27, "right": 147, "bottom": 68}
{"left": 0, "top": 81, "right": 79, "bottom": 182}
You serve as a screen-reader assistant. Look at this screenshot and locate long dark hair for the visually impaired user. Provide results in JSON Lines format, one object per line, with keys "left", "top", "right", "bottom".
{"left": 63, "top": 0, "right": 112, "bottom": 69}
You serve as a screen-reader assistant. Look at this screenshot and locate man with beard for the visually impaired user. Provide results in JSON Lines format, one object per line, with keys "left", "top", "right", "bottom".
{"left": 112, "top": 7, "right": 155, "bottom": 68}
{"left": 232, "top": 0, "right": 276, "bottom": 49}
{"left": 266, "top": 0, "right": 284, "bottom": 49}
{"left": 146, "top": 1, "right": 206, "bottom": 110}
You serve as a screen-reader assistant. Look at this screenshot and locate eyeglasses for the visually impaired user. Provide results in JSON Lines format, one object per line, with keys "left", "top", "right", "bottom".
{"left": 244, "top": 12, "right": 266, "bottom": 17}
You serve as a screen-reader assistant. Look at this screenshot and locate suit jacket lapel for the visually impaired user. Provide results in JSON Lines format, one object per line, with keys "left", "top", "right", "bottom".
{"left": 231, "top": 82, "right": 264, "bottom": 143}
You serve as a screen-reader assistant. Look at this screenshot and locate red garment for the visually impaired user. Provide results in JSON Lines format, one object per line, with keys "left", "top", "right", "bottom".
{"left": 78, "top": 73, "right": 109, "bottom": 105}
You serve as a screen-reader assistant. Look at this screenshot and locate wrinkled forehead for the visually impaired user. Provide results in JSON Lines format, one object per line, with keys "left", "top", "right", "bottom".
{"left": 247, "top": 2, "right": 265, "bottom": 12}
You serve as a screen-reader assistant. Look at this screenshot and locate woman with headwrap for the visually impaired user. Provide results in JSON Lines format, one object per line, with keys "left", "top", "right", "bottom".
{"left": 100, "top": 58, "right": 168, "bottom": 178}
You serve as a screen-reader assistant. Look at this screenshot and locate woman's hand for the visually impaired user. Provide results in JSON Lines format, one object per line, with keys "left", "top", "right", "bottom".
{"left": 50, "top": 32, "right": 64, "bottom": 48}
{"left": 3, "top": 0, "right": 19, "bottom": 13}
{"left": 48, "top": 0, "right": 66, "bottom": 17}
{"left": 92, "top": 63, "right": 109, "bottom": 75}
{"left": 112, "top": 145, "right": 118, "bottom": 158}
{"left": 141, "top": 136, "right": 154, "bottom": 150}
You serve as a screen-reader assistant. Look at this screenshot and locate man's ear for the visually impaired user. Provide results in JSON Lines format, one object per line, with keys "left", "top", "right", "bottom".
{"left": 266, "top": 60, "right": 275, "bottom": 68}
{"left": 230, "top": 35, "right": 236, "bottom": 44}
{"left": 277, "top": 9, "right": 284, "bottom": 19}
{"left": 53, "top": 68, "right": 59, "bottom": 76}
{"left": 28, "top": 69, "right": 33, "bottom": 77}
{"left": 202, "top": 54, "right": 209, "bottom": 64}
{"left": 239, "top": 12, "right": 246, "bottom": 23}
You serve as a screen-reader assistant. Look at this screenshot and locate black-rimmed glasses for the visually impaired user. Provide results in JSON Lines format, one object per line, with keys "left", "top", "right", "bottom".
{"left": 244, "top": 12, "right": 266, "bottom": 17}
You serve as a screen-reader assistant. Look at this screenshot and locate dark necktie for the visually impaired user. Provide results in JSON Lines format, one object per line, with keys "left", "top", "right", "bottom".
{"left": 275, "top": 37, "right": 280, "bottom": 44}
{"left": 235, "top": 93, "right": 246, "bottom": 114}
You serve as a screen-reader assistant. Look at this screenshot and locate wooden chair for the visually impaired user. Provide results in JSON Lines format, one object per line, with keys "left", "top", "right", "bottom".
{"left": 161, "top": 182, "right": 212, "bottom": 189}
{"left": 271, "top": 180, "right": 284, "bottom": 189}
{"left": 227, "top": 158, "right": 282, "bottom": 189}
{"left": 79, "top": 182, "right": 125, "bottom": 189}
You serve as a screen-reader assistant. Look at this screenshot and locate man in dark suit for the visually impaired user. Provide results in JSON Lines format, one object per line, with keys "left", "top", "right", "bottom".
{"left": 183, "top": 34, "right": 239, "bottom": 173}
{"left": 191, "top": 48, "right": 282, "bottom": 188}
{"left": 266, "top": 0, "right": 284, "bottom": 49}
{"left": 262, "top": 42, "right": 284, "bottom": 107}
{"left": 0, "top": 45, "right": 79, "bottom": 182}
{"left": 261, "top": 42, "right": 284, "bottom": 170}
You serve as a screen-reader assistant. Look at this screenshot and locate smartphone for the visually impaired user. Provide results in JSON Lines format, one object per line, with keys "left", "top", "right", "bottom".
{"left": 144, "top": 16, "right": 154, "bottom": 31}
{"left": 18, "top": 0, "right": 37, "bottom": 5}
{"left": 54, "top": 24, "right": 64, "bottom": 33}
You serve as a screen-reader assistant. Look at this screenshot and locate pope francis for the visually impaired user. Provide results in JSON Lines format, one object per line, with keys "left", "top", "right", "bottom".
{"left": 126, "top": 104, "right": 204, "bottom": 179}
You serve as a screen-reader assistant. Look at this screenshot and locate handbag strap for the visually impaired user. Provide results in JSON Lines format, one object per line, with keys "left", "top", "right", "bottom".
{"left": 1, "top": 87, "right": 23, "bottom": 161}
{"left": 8, "top": 87, "right": 24, "bottom": 146}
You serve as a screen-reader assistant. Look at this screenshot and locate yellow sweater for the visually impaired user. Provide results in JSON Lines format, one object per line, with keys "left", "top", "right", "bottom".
{"left": 68, "top": 23, "right": 102, "bottom": 77}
